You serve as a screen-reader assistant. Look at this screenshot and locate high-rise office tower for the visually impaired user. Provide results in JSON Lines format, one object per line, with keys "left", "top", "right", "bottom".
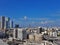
{"left": 15, "top": 24, "right": 19, "bottom": 28}
{"left": 0, "top": 16, "right": 13, "bottom": 29}
{"left": 5, "top": 17, "right": 10, "bottom": 29}
{"left": 0, "top": 16, "right": 5, "bottom": 29}
{"left": 10, "top": 20, "right": 13, "bottom": 28}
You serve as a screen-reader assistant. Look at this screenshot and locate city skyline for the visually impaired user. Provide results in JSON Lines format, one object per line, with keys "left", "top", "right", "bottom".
{"left": 0, "top": 0, "right": 60, "bottom": 27}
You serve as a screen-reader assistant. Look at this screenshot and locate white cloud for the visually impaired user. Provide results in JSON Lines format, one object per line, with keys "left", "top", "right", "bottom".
{"left": 24, "top": 16, "right": 27, "bottom": 20}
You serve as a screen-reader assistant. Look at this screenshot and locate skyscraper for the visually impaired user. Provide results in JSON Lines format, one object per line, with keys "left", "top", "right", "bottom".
{"left": 5, "top": 17, "right": 10, "bottom": 29}
{"left": 0, "top": 16, "right": 5, "bottom": 29}
{"left": 15, "top": 24, "right": 19, "bottom": 28}
{"left": 10, "top": 20, "right": 13, "bottom": 28}
{"left": 0, "top": 16, "right": 13, "bottom": 30}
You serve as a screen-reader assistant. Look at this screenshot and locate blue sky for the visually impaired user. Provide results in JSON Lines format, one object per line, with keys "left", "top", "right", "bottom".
{"left": 0, "top": 0, "right": 60, "bottom": 27}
